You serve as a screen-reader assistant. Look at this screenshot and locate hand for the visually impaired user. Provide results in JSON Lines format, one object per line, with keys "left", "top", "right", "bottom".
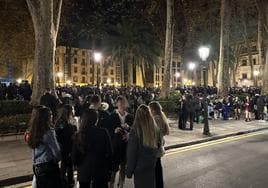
{"left": 122, "top": 133, "right": 129, "bottom": 141}
{"left": 115, "top": 127, "right": 122, "bottom": 134}
{"left": 122, "top": 123, "right": 129, "bottom": 130}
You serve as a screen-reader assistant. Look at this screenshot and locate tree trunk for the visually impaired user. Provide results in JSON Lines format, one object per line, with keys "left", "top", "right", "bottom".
{"left": 218, "top": 0, "right": 230, "bottom": 96}
{"left": 259, "top": 0, "right": 268, "bottom": 94}
{"left": 263, "top": 48, "right": 268, "bottom": 94}
{"left": 258, "top": 9, "right": 264, "bottom": 66}
{"left": 140, "top": 59, "right": 147, "bottom": 88}
{"left": 161, "top": 0, "right": 174, "bottom": 98}
{"left": 211, "top": 61, "right": 218, "bottom": 87}
{"left": 26, "top": 0, "right": 62, "bottom": 105}
{"left": 242, "top": 6, "right": 254, "bottom": 82}
{"left": 121, "top": 58, "right": 124, "bottom": 86}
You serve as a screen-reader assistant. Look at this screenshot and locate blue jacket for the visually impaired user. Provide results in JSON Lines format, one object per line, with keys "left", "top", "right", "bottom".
{"left": 32, "top": 129, "right": 61, "bottom": 165}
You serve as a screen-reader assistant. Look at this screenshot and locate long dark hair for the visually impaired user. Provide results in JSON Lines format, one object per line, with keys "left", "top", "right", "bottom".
{"left": 27, "top": 106, "right": 53, "bottom": 149}
{"left": 58, "top": 104, "right": 73, "bottom": 123}
{"left": 75, "top": 109, "right": 99, "bottom": 153}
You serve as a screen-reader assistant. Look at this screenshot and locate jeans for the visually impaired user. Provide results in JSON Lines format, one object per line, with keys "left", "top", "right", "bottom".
{"left": 33, "top": 162, "right": 62, "bottom": 188}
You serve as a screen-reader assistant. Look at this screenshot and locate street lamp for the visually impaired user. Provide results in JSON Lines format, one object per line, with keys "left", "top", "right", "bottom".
{"left": 188, "top": 62, "right": 196, "bottom": 71}
{"left": 56, "top": 72, "right": 63, "bottom": 85}
{"left": 175, "top": 72, "right": 180, "bottom": 87}
{"left": 198, "top": 46, "right": 210, "bottom": 136}
{"left": 66, "top": 80, "right": 72, "bottom": 85}
{"left": 107, "top": 78, "right": 111, "bottom": 85}
{"left": 94, "top": 52, "right": 102, "bottom": 88}
{"left": 188, "top": 62, "right": 196, "bottom": 85}
{"left": 253, "top": 70, "right": 260, "bottom": 86}
{"left": 17, "top": 78, "right": 22, "bottom": 84}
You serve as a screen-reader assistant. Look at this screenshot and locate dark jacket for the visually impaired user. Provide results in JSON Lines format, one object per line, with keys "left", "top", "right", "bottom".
{"left": 126, "top": 129, "right": 158, "bottom": 188}
{"left": 72, "top": 126, "right": 113, "bottom": 182}
{"left": 109, "top": 112, "right": 134, "bottom": 168}
{"left": 55, "top": 119, "right": 77, "bottom": 159}
{"left": 40, "top": 93, "right": 60, "bottom": 118}
{"left": 97, "top": 110, "right": 111, "bottom": 131}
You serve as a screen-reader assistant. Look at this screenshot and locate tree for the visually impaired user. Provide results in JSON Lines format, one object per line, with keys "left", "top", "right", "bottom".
{"left": 218, "top": 0, "right": 231, "bottom": 96}
{"left": 256, "top": 0, "right": 268, "bottom": 94}
{"left": 161, "top": 0, "right": 174, "bottom": 98}
{"left": 26, "top": 0, "right": 63, "bottom": 105}
{"left": 0, "top": 0, "right": 34, "bottom": 78}
{"left": 104, "top": 18, "right": 161, "bottom": 87}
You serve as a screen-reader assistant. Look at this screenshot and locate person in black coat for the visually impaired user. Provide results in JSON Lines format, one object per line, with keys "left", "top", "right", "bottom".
{"left": 40, "top": 89, "right": 60, "bottom": 122}
{"left": 72, "top": 109, "right": 113, "bottom": 188}
{"left": 55, "top": 104, "right": 77, "bottom": 188}
{"left": 185, "top": 94, "right": 195, "bottom": 130}
{"left": 109, "top": 96, "right": 134, "bottom": 188}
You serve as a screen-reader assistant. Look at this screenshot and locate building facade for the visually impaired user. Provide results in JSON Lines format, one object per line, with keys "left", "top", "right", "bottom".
{"left": 153, "top": 55, "right": 182, "bottom": 87}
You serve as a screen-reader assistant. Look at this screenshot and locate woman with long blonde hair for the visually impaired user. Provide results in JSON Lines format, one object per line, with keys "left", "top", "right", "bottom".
{"left": 149, "top": 101, "right": 170, "bottom": 188}
{"left": 126, "top": 104, "right": 160, "bottom": 188}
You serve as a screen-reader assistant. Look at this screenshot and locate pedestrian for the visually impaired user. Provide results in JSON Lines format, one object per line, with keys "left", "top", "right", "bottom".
{"left": 55, "top": 104, "right": 77, "bottom": 188}
{"left": 185, "top": 94, "right": 195, "bottom": 130}
{"left": 72, "top": 109, "right": 113, "bottom": 188}
{"left": 26, "top": 106, "right": 62, "bottom": 188}
{"left": 180, "top": 96, "right": 187, "bottom": 130}
{"left": 149, "top": 101, "right": 170, "bottom": 188}
{"left": 109, "top": 96, "right": 134, "bottom": 188}
{"left": 126, "top": 104, "right": 160, "bottom": 188}
{"left": 40, "top": 88, "right": 61, "bottom": 122}
{"left": 245, "top": 96, "right": 251, "bottom": 122}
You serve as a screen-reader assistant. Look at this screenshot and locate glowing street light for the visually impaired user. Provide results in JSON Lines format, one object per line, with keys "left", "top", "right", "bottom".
{"left": 66, "top": 80, "right": 72, "bottom": 85}
{"left": 94, "top": 52, "right": 102, "bottom": 88}
{"left": 107, "top": 78, "right": 111, "bottom": 84}
{"left": 17, "top": 78, "right": 22, "bottom": 84}
{"left": 198, "top": 46, "right": 210, "bottom": 61}
{"left": 198, "top": 46, "right": 210, "bottom": 136}
{"left": 94, "top": 52, "right": 102, "bottom": 62}
{"left": 188, "top": 62, "right": 196, "bottom": 71}
{"left": 253, "top": 70, "right": 260, "bottom": 77}
{"left": 56, "top": 72, "right": 63, "bottom": 78}
{"left": 175, "top": 72, "right": 181, "bottom": 78}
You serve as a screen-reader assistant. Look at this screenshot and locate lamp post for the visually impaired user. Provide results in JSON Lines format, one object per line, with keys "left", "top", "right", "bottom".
{"left": 198, "top": 46, "right": 210, "bottom": 136}
{"left": 253, "top": 70, "right": 260, "bottom": 87}
{"left": 107, "top": 78, "right": 111, "bottom": 85}
{"left": 17, "top": 78, "right": 22, "bottom": 84}
{"left": 188, "top": 62, "right": 196, "bottom": 85}
{"left": 175, "top": 72, "right": 181, "bottom": 87}
{"left": 94, "top": 52, "right": 102, "bottom": 88}
{"left": 56, "top": 72, "right": 63, "bottom": 85}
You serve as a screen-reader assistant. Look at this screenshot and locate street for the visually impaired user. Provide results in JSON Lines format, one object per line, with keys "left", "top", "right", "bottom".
{"left": 160, "top": 130, "right": 268, "bottom": 188}
{"left": 14, "top": 130, "right": 268, "bottom": 188}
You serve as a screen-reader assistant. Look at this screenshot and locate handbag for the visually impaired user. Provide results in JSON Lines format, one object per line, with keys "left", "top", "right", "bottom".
{"left": 33, "top": 161, "right": 58, "bottom": 177}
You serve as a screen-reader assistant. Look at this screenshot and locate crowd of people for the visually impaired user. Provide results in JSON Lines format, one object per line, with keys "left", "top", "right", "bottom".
{"left": 178, "top": 93, "right": 268, "bottom": 130}
{"left": 24, "top": 89, "right": 169, "bottom": 188}
{"left": 1, "top": 81, "right": 267, "bottom": 187}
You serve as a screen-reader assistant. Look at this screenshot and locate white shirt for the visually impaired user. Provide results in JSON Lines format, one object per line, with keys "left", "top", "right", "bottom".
{"left": 116, "top": 109, "right": 128, "bottom": 126}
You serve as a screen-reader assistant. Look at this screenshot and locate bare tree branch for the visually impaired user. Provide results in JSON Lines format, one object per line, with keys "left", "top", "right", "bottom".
{"left": 53, "top": 0, "right": 63, "bottom": 36}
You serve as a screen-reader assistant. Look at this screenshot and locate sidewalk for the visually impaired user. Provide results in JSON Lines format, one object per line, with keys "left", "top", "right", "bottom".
{"left": 165, "top": 119, "right": 268, "bottom": 149}
{"left": 0, "top": 119, "right": 268, "bottom": 186}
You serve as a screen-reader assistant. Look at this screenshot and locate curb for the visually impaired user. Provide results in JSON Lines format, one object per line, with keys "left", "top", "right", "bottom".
{"left": 165, "top": 127, "right": 268, "bottom": 150}
{"left": 2, "top": 127, "right": 268, "bottom": 187}
{"left": 0, "top": 174, "right": 33, "bottom": 187}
